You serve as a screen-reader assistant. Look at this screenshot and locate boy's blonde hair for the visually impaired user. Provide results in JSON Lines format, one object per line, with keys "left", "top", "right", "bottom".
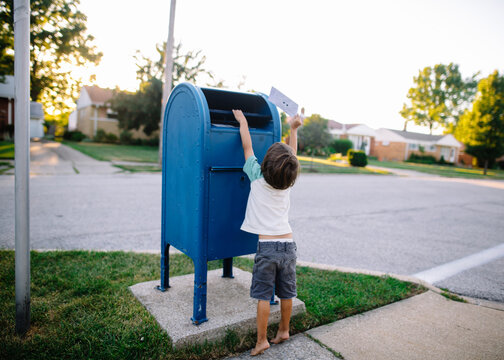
{"left": 261, "top": 142, "right": 300, "bottom": 190}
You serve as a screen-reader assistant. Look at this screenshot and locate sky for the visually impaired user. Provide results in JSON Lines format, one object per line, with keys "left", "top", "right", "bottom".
{"left": 78, "top": 0, "right": 504, "bottom": 134}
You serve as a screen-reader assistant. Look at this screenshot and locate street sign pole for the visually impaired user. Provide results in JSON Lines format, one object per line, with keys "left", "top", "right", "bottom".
{"left": 14, "top": 0, "right": 31, "bottom": 336}
{"left": 158, "top": 0, "right": 176, "bottom": 165}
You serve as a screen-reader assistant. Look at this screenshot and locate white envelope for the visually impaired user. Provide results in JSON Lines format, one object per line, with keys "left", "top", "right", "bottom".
{"left": 268, "top": 87, "right": 299, "bottom": 117}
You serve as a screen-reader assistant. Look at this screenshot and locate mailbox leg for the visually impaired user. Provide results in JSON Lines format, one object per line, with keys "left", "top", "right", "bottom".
{"left": 157, "top": 243, "right": 170, "bottom": 291}
{"left": 270, "top": 286, "right": 279, "bottom": 305}
{"left": 222, "top": 257, "right": 234, "bottom": 278}
{"left": 191, "top": 260, "right": 208, "bottom": 325}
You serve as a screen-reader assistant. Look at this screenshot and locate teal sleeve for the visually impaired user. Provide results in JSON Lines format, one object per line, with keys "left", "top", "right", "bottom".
{"left": 243, "top": 156, "right": 263, "bottom": 182}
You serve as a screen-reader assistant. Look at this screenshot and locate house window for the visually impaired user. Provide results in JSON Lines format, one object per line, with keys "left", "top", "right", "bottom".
{"left": 106, "top": 108, "right": 118, "bottom": 119}
{"left": 382, "top": 141, "right": 389, "bottom": 146}
{"left": 408, "top": 143, "right": 417, "bottom": 150}
{"left": 429, "top": 145, "right": 436, "bottom": 152}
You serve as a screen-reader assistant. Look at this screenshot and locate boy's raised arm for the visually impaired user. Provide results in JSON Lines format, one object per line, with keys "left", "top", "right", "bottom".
{"left": 233, "top": 109, "right": 254, "bottom": 160}
{"left": 288, "top": 109, "right": 303, "bottom": 155}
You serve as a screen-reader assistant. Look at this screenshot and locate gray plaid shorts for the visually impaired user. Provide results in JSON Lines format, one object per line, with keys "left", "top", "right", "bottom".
{"left": 250, "top": 241, "right": 297, "bottom": 301}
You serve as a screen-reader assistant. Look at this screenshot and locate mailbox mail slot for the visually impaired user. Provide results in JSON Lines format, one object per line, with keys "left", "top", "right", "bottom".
{"left": 159, "top": 83, "right": 281, "bottom": 324}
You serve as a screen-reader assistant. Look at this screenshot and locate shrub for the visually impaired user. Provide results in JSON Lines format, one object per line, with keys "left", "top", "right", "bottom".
{"left": 498, "top": 160, "right": 504, "bottom": 170}
{"left": 94, "top": 129, "right": 107, "bottom": 143}
{"left": 105, "top": 133, "right": 118, "bottom": 143}
{"left": 407, "top": 153, "right": 436, "bottom": 164}
{"left": 141, "top": 137, "right": 160, "bottom": 147}
{"left": 330, "top": 139, "right": 353, "bottom": 155}
{"left": 119, "top": 130, "right": 133, "bottom": 145}
{"left": 347, "top": 149, "right": 368, "bottom": 167}
{"left": 94, "top": 129, "right": 118, "bottom": 144}
{"left": 63, "top": 130, "right": 86, "bottom": 142}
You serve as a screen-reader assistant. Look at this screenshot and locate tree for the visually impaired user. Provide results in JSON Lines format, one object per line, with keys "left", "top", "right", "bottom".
{"left": 455, "top": 71, "right": 504, "bottom": 175}
{"left": 400, "top": 63, "right": 477, "bottom": 134}
{"left": 298, "top": 114, "right": 332, "bottom": 155}
{"left": 280, "top": 112, "right": 290, "bottom": 140}
{"left": 0, "top": 0, "right": 102, "bottom": 121}
{"left": 109, "top": 43, "right": 213, "bottom": 136}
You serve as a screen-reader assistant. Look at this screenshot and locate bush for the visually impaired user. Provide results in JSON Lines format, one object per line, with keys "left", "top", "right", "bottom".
{"left": 94, "top": 129, "right": 118, "bottom": 144}
{"left": 498, "top": 160, "right": 504, "bottom": 170}
{"left": 119, "top": 130, "right": 133, "bottom": 145}
{"left": 141, "top": 137, "right": 159, "bottom": 147}
{"left": 330, "top": 139, "right": 353, "bottom": 155}
{"left": 407, "top": 153, "right": 436, "bottom": 164}
{"left": 347, "top": 149, "right": 368, "bottom": 167}
{"left": 94, "top": 129, "right": 107, "bottom": 143}
{"left": 63, "top": 130, "right": 86, "bottom": 142}
{"left": 105, "top": 133, "right": 118, "bottom": 143}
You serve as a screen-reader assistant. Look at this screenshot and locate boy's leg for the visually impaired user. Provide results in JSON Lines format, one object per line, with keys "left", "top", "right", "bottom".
{"left": 251, "top": 300, "right": 270, "bottom": 356}
{"left": 271, "top": 298, "right": 292, "bottom": 344}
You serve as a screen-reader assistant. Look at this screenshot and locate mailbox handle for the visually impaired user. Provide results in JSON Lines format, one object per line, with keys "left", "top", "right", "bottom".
{"left": 210, "top": 167, "right": 244, "bottom": 172}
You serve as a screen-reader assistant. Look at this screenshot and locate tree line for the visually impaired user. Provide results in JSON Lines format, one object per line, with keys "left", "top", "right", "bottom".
{"left": 401, "top": 63, "right": 504, "bottom": 173}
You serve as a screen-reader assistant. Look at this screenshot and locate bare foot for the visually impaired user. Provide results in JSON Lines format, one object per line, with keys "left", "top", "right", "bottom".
{"left": 270, "top": 331, "right": 289, "bottom": 344}
{"left": 251, "top": 341, "right": 270, "bottom": 356}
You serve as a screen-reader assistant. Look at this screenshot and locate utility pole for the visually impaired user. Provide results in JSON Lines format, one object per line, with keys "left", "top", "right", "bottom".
{"left": 14, "top": 0, "right": 31, "bottom": 335}
{"left": 158, "top": 0, "right": 177, "bottom": 165}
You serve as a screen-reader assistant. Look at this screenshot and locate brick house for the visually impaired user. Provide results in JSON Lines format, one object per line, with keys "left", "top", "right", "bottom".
{"left": 327, "top": 120, "right": 377, "bottom": 156}
{"left": 372, "top": 128, "right": 462, "bottom": 163}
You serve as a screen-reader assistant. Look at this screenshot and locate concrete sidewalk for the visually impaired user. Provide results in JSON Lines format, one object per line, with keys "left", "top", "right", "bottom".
{"left": 227, "top": 274, "right": 504, "bottom": 360}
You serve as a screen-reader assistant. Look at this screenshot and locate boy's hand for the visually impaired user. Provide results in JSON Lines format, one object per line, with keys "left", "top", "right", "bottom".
{"left": 290, "top": 115, "right": 303, "bottom": 130}
{"left": 232, "top": 109, "right": 247, "bottom": 126}
{"left": 288, "top": 107, "right": 304, "bottom": 130}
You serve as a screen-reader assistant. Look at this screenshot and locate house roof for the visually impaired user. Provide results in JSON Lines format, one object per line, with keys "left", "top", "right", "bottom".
{"left": 327, "top": 120, "right": 343, "bottom": 130}
{"left": 377, "top": 128, "right": 462, "bottom": 148}
{"left": 387, "top": 129, "right": 444, "bottom": 142}
{"left": 83, "top": 86, "right": 114, "bottom": 105}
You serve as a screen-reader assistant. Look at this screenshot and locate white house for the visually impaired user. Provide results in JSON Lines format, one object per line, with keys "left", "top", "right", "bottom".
{"left": 327, "top": 120, "right": 377, "bottom": 155}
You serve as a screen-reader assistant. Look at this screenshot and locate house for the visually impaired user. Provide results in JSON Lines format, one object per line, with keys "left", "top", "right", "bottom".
{"left": 0, "top": 76, "right": 15, "bottom": 139}
{"left": 327, "top": 120, "right": 377, "bottom": 155}
{"left": 0, "top": 75, "right": 45, "bottom": 140}
{"left": 372, "top": 128, "right": 462, "bottom": 163}
{"left": 74, "top": 85, "right": 119, "bottom": 138}
{"left": 73, "top": 85, "right": 155, "bottom": 140}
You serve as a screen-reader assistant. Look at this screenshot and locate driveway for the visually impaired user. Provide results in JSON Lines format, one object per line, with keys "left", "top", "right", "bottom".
{"left": 2, "top": 140, "right": 119, "bottom": 175}
{"left": 0, "top": 153, "right": 503, "bottom": 302}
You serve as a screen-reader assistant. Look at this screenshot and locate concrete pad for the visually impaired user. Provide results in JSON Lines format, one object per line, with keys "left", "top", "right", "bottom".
{"left": 307, "top": 291, "right": 504, "bottom": 360}
{"left": 225, "top": 333, "right": 339, "bottom": 359}
{"left": 129, "top": 267, "right": 306, "bottom": 348}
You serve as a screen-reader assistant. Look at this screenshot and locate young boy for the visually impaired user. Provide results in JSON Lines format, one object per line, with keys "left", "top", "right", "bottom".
{"left": 232, "top": 109, "right": 303, "bottom": 356}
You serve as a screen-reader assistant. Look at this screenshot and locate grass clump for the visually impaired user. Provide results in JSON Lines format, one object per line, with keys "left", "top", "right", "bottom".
{"left": 0, "top": 251, "right": 425, "bottom": 359}
{"left": 439, "top": 288, "right": 467, "bottom": 303}
{"left": 0, "top": 140, "right": 15, "bottom": 159}
{"left": 62, "top": 141, "right": 158, "bottom": 163}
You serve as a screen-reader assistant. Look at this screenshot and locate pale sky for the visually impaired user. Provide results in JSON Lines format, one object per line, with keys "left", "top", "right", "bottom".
{"left": 78, "top": 0, "right": 504, "bottom": 134}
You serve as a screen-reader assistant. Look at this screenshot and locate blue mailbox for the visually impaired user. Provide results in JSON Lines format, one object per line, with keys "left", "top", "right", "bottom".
{"left": 159, "top": 83, "right": 281, "bottom": 324}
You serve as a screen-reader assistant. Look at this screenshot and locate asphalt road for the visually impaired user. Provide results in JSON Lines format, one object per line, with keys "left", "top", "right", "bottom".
{"left": 1, "top": 169, "right": 503, "bottom": 302}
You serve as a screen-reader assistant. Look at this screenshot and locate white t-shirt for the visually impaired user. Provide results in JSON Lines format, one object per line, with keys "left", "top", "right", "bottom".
{"left": 240, "top": 156, "right": 292, "bottom": 235}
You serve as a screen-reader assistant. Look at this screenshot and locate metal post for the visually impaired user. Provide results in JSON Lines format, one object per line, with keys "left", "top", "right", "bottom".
{"left": 158, "top": 0, "right": 176, "bottom": 165}
{"left": 14, "top": 0, "right": 31, "bottom": 336}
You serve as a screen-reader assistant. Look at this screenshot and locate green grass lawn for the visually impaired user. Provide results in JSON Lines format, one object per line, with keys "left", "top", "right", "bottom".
{"left": 368, "top": 159, "right": 504, "bottom": 180}
{"left": 0, "top": 140, "right": 15, "bottom": 159}
{"left": 299, "top": 159, "right": 385, "bottom": 175}
{"left": 63, "top": 141, "right": 159, "bottom": 163}
{"left": 0, "top": 251, "right": 425, "bottom": 360}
